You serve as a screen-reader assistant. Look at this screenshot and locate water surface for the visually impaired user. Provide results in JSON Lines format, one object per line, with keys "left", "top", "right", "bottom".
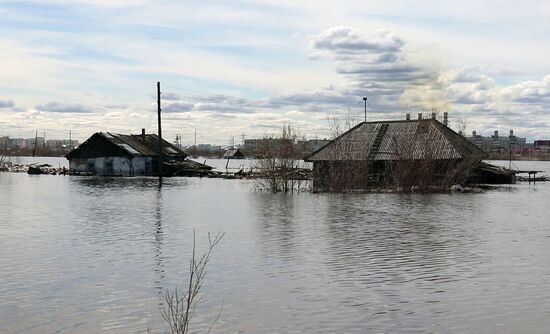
{"left": 1, "top": 159, "right": 550, "bottom": 333}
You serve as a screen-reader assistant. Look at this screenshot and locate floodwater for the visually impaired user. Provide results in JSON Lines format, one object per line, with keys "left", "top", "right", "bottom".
{"left": 1, "top": 158, "right": 550, "bottom": 333}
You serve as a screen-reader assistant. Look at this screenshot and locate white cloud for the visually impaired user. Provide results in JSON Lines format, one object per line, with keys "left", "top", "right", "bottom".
{"left": 311, "top": 27, "right": 404, "bottom": 56}
{"left": 163, "top": 101, "right": 194, "bottom": 113}
{"left": 35, "top": 101, "right": 95, "bottom": 113}
{"left": 499, "top": 75, "right": 550, "bottom": 104}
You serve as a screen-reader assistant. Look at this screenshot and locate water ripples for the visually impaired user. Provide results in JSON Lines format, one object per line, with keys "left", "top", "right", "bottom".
{"left": 2, "top": 170, "right": 550, "bottom": 333}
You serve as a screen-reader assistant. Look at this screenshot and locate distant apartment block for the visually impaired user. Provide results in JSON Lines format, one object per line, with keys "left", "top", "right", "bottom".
{"left": 296, "top": 139, "right": 330, "bottom": 155}
{"left": 243, "top": 138, "right": 330, "bottom": 157}
{"left": 243, "top": 138, "right": 292, "bottom": 152}
{"left": 534, "top": 140, "right": 550, "bottom": 154}
{"left": 46, "top": 139, "right": 79, "bottom": 150}
{"left": 196, "top": 143, "right": 220, "bottom": 152}
{"left": 466, "top": 130, "right": 527, "bottom": 154}
{"left": 0, "top": 136, "right": 9, "bottom": 149}
{"left": 0, "top": 136, "right": 78, "bottom": 152}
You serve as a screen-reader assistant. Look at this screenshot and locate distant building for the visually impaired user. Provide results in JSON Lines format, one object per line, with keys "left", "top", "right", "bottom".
{"left": 534, "top": 140, "right": 550, "bottom": 154}
{"left": 223, "top": 148, "right": 245, "bottom": 159}
{"left": 296, "top": 139, "right": 330, "bottom": 156}
{"left": 466, "top": 130, "right": 526, "bottom": 154}
{"left": 241, "top": 138, "right": 333, "bottom": 158}
{"left": 9, "top": 138, "right": 28, "bottom": 149}
{"left": 29, "top": 137, "right": 45, "bottom": 149}
{"left": 196, "top": 144, "right": 219, "bottom": 152}
{"left": 244, "top": 138, "right": 288, "bottom": 150}
{"left": 66, "top": 130, "right": 191, "bottom": 176}
{"left": 0, "top": 136, "right": 9, "bottom": 150}
{"left": 0, "top": 135, "right": 79, "bottom": 154}
{"left": 47, "top": 139, "right": 79, "bottom": 150}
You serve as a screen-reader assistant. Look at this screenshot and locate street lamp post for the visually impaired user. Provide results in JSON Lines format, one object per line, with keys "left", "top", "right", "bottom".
{"left": 362, "top": 97, "right": 367, "bottom": 122}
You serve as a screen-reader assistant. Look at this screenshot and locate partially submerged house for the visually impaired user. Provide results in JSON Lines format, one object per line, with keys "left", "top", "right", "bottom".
{"left": 306, "top": 116, "right": 492, "bottom": 191}
{"left": 223, "top": 148, "right": 245, "bottom": 159}
{"left": 66, "top": 130, "right": 212, "bottom": 176}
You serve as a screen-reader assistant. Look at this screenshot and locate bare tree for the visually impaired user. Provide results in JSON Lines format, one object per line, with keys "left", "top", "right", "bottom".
{"left": 0, "top": 155, "right": 6, "bottom": 170}
{"left": 326, "top": 107, "right": 356, "bottom": 140}
{"left": 453, "top": 115, "right": 469, "bottom": 136}
{"left": 253, "top": 125, "right": 308, "bottom": 192}
{"left": 161, "top": 232, "right": 224, "bottom": 334}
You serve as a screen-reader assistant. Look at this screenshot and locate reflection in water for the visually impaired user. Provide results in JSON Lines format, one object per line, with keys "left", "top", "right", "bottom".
{"left": 321, "top": 193, "right": 485, "bottom": 319}
{"left": 253, "top": 193, "right": 298, "bottom": 260}
{"left": 323, "top": 193, "right": 483, "bottom": 280}
{"left": 153, "top": 180, "right": 165, "bottom": 297}
{"left": 69, "top": 175, "right": 179, "bottom": 190}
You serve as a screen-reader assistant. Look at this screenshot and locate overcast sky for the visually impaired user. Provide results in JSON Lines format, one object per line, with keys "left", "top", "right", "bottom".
{"left": 1, "top": 0, "right": 550, "bottom": 144}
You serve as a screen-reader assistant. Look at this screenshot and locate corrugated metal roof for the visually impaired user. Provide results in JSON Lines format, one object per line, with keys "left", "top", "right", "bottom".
{"left": 306, "top": 119, "right": 487, "bottom": 161}
{"left": 99, "top": 132, "right": 187, "bottom": 157}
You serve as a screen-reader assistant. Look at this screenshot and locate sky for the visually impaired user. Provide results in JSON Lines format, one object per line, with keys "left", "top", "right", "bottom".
{"left": 1, "top": 0, "right": 550, "bottom": 144}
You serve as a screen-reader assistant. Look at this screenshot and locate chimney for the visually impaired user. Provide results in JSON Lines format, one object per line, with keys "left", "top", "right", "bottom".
{"left": 406, "top": 113, "right": 410, "bottom": 121}
{"left": 431, "top": 112, "right": 436, "bottom": 120}
{"left": 141, "top": 128, "right": 146, "bottom": 142}
{"left": 443, "top": 112, "right": 448, "bottom": 126}
{"left": 418, "top": 113, "right": 423, "bottom": 120}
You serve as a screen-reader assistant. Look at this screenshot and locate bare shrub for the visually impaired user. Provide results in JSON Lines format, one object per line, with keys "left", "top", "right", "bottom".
{"left": 161, "top": 232, "right": 224, "bottom": 334}
{"left": 253, "top": 125, "right": 308, "bottom": 192}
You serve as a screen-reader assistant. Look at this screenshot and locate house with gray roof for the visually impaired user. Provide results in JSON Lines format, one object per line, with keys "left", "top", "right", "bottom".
{"left": 66, "top": 130, "right": 212, "bottom": 176}
{"left": 223, "top": 148, "right": 245, "bottom": 159}
{"left": 306, "top": 117, "right": 489, "bottom": 191}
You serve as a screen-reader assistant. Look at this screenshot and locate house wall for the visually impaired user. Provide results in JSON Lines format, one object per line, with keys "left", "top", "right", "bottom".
{"left": 312, "top": 160, "right": 372, "bottom": 191}
{"left": 131, "top": 156, "right": 153, "bottom": 175}
{"left": 312, "top": 158, "right": 475, "bottom": 191}
{"left": 69, "top": 156, "right": 153, "bottom": 176}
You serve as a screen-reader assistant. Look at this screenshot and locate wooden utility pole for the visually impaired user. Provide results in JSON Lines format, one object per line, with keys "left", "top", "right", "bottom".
{"left": 157, "top": 81, "right": 163, "bottom": 176}
{"left": 363, "top": 97, "right": 367, "bottom": 122}
{"left": 32, "top": 130, "right": 38, "bottom": 157}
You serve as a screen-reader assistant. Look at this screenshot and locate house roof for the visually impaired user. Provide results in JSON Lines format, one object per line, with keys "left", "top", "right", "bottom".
{"left": 66, "top": 132, "right": 187, "bottom": 159}
{"left": 306, "top": 119, "right": 488, "bottom": 162}
{"left": 223, "top": 148, "right": 244, "bottom": 158}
